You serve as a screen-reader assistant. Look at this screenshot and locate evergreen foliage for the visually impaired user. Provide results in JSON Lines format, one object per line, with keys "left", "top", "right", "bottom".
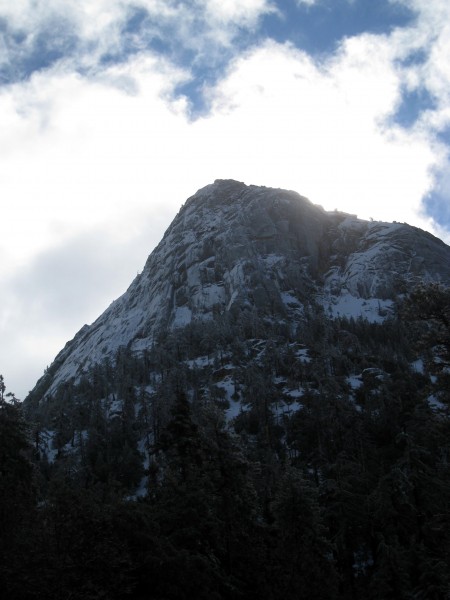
{"left": 3, "top": 285, "right": 449, "bottom": 598}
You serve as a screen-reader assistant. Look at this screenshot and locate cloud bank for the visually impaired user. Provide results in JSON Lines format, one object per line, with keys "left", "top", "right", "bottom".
{"left": 1, "top": 0, "right": 450, "bottom": 396}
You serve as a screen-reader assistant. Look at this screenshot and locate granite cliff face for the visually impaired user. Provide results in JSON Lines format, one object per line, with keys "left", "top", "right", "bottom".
{"left": 34, "top": 179, "right": 450, "bottom": 396}
{"left": 21, "top": 181, "right": 450, "bottom": 600}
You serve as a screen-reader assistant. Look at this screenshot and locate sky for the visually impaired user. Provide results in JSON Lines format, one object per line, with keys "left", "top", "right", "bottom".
{"left": 1, "top": 0, "right": 450, "bottom": 398}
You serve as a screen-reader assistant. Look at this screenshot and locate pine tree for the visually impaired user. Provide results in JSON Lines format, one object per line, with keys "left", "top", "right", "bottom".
{"left": 271, "top": 468, "right": 338, "bottom": 599}
{"left": 402, "top": 284, "right": 450, "bottom": 406}
{"left": 0, "top": 376, "right": 36, "bottom": 597}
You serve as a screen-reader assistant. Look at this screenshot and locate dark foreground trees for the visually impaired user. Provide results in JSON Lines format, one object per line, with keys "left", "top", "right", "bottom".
{"left": 4, "top": 285, "right": 450, "bottom": 598}
{"left": 0, "top": 377, "right": 36, "bottom": 598}
{"left": 12, "top": 384, "right": 450, "bottom": 599}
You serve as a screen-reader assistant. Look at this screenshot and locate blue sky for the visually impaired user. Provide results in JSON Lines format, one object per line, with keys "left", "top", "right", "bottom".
{"left": 1, "top": 0, "right": 450, "bottom": 397}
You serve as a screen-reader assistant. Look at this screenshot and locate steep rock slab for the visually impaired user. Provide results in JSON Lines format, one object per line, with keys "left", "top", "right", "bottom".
{"left": 33, "top": 180, "right": 450, "bottom": 396}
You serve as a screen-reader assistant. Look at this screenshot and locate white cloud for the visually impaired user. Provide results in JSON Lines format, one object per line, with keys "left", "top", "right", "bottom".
{"left": 1, "top": 0, "right": 450, "bottom": 397}
{"left": 295, "top": 0, "right": 319, "bottom": 6}
{"left": 0, "top": 0, "right": 275, "bottom": 76}
{"left": 0, "top": 0, "right": 126, "bottom": 36}
{"left": 386, "top": 0, "right": 450, "bottom": 235}
{"left": 392, "top": 1, "right": 450, "bottom": 123}
{"left": 0, "top": 30, "right": 444, "bottom": 270}
{"left": 198, "top": 38, "right": 439, "bottom": 228}
{"left": 203, "top": 0, "right": 275, "bottom": 25}
{"left": 0, "top": 54, "right": 190, "bottom": 265}
{"left": 3, "top": 219, "right": 170, "bottom": 398}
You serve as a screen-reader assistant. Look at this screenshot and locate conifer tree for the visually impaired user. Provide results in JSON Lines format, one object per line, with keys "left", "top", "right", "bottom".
{"left": 271, "top": 468, "right": 338, "bottom": 599}
{"left": 0, "top": 377, "right": 35, "bottom": 597}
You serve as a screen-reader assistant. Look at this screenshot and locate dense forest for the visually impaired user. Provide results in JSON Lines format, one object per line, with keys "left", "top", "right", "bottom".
{"left": 1, "top": 284, "right": 449, "bottom": 599}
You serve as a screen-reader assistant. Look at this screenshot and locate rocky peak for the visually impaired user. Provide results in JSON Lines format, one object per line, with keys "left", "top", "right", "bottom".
{"left": 32, "top": 180, "right": 450, "bottom": 396}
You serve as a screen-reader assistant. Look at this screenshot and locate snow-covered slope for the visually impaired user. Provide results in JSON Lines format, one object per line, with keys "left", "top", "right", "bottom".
{"left": 35, "top": 180, "right": 450, "bottom": 396}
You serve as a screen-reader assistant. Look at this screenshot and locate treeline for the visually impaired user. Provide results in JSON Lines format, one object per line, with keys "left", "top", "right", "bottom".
{"left": 1, "top": 286, "right": 450, "bottom": 599}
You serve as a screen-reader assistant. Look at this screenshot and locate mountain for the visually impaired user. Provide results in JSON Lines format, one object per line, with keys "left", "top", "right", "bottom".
{"left": 16, "top": 180, "right": 450, "bottom": 600}
{"left": 29, "top": 179, "right": 450, "bottom": 397}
